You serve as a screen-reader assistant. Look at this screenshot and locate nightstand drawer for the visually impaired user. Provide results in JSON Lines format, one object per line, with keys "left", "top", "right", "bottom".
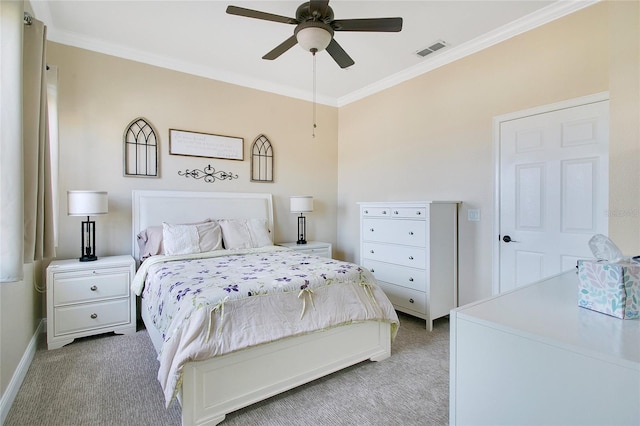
{"left": 53, "top": 270, "right": 130, "bottom": 305}
{"left": 277, "top": 242, "right": 332, "bottom": 259}
{"left": 296, "top": 246, "right": 331, "bottom": 258}
{"left": 54, "top": 298, "right": 131, "bottom": 336}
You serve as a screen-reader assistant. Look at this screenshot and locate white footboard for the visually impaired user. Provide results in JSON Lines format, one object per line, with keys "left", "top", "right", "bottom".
{"left": 181, "top": 321, "right": 392, "bottom": 426}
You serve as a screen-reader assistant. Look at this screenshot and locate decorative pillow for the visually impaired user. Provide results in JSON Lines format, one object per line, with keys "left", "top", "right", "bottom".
{"left": 137, "top": 226, "right": 164, "bottom": 260}
{"left": 248, "top": 218, "right": 273, "bottom": 247}
{"left": 162, "top": 221, "right": 223, "bottom": 256}
{"left": 163, "top": 223, "right": 199, "bottom": 255}
{"left": 137, "top": 219, "right": 219, "bottom": 260}
{"left": 218, "top": 218, "right": 272, "bottom": 249}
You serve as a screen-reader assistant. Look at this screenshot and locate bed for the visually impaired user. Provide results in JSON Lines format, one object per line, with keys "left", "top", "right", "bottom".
{"left": 131, "top": 190, "right": 399, "bottom": 426}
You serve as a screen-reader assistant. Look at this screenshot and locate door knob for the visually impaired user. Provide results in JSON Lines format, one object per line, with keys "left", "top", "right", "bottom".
{"left": 502, "top": 235, "right": 518, "bottom": 243}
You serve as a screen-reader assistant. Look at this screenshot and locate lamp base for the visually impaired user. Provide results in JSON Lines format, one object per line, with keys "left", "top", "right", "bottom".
{"left": 297, "top": 214, "right": 307, "bottom": 245}
{"left": 79, "top": 218, "right": 98, "bottom": 262}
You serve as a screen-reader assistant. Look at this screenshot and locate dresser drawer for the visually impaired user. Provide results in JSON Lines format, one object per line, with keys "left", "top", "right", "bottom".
{"left": 377, "top": 281, "right": 426, "bottom": 315}
{"left": 361, "top": 206, "right": 391, "bottom": 217}
{"left": 390, "top": 207, "right": 427, "bottom": 219}
{"left": 53, "top": 270, "right": 130, "bottom": 305}
{"left": 54, "top": 298, "right": 131, "bottom": 336}
{"left": 362, "top": 242, "right": 426, "bottom": 269}
{"left": 362, "top": 259, "right": 426, "bottom": 292}
{"left": 362, "top": 218, "right": 426, "bottom": 247}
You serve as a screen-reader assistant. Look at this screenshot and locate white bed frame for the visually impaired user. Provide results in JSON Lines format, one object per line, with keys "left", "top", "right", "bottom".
{"left": 132, "top": 190, "right": 392, "bottom": 426}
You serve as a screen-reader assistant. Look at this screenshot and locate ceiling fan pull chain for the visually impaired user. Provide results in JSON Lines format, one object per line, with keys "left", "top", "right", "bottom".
{"left": 312, "top": 50, "right": 317, "bottom": 138}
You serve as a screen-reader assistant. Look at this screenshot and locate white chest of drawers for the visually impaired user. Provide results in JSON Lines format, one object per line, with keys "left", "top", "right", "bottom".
{"left": 46, "top": 255, "right": 136, "bottom": 350}
{"left": 359, "top": 202, "right": 459, "bottom": 330}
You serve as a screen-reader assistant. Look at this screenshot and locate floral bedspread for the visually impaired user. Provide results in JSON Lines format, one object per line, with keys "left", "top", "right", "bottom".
{"left": 132, "top": 246, "right": 399, "bottom": 406}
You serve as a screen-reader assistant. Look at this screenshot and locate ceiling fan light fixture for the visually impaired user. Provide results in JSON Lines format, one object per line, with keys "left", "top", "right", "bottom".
{"left": 295, "top": 22, "right": 333, "bottom": 53}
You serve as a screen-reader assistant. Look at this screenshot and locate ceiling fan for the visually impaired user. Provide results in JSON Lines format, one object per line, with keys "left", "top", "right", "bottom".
{"left": 226, "top": 0, "right": 403, "bottom": 68}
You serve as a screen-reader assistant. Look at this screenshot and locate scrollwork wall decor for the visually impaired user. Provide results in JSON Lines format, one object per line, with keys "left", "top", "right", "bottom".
{"left": 177, "top": 165, "right": 238, "bottom": 183}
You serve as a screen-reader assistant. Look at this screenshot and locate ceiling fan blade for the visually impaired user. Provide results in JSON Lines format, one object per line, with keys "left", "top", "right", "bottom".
{"left": 309, "top": 0, "right": 330, "bottom": 18}
{"left": 226, "top": 5, "right": 297, "bottom": 24}
{"left": 263, "top": 35, "right": 298, "bottom": 60}
{"left": 326, "top": 39, "right": 355, "bottom": 69}
{"left": 332, "top": 17, "right": 403, "bottom": 32}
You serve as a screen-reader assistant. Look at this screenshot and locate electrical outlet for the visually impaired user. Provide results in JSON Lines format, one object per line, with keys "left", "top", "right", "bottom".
{"left": 467, "top": 209, "right": 480, "bottom": 222}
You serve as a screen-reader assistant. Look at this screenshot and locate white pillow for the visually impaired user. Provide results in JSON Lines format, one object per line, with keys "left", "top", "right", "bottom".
{"left": 218, "top": 218, "right": 272, "bottom": 249}
{"left": 162, "top": 221, "right": 223, "bottom": 255}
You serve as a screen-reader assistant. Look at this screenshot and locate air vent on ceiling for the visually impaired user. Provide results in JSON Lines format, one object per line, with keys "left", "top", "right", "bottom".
{"left": 416, "top": 40, "right": 448, "bottom": 58}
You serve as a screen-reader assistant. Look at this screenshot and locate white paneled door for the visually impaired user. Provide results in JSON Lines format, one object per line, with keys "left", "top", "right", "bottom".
{"left": 498, "top": 99, "right": 609, "bottom": 293}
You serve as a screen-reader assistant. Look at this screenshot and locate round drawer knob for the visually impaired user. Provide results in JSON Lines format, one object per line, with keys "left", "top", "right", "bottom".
{"left": 409, "top": 277, "right": 414, "bottom": 282}
{"left": 409, "top": 256, "right": 414, "bottom": 260}
{"left": 370, "top": 250, "right": 375, "bottom": 254}
{"left": 393, "top": 210, "right": 399, "bottom": 215}
{"left": 409, "top": 231, "right": 414, "bottom": 235}
{"left": 382, "top": 210, "right": 387, "bottom": 215}
{"left": 370, "top": 268, "right": 375, "bottom": 273}
{"left": 416, "top": 211, "right": 422, "bottom": 215}
{"left": 90, "top": 285, "right": 97, "bottom": 291}
{"left": 90, "top": 313, "right": 98, "bottom": 319}
{"left": 370, "top": 228, "right": 374, "bottom": 232}
{"left": 409, "top": 298, "right": 415, "bottom": 304}
{"left": 364, "top": 210, "right": 369, "bottom": 214}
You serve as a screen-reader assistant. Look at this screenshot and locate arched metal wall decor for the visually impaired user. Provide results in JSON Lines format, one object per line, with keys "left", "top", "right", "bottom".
{"left": 251, "top": 134, "right": 273, "bottom": 182}
{"left": 124, "top": 117, "right": 158, "bottom": 177}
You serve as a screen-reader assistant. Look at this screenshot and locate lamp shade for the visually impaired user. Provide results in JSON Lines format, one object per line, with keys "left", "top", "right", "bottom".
{"left": 67, "top": 191, "right": 108, "bottom": 216}
{"left": 290, "top": 196, "right": 313, "bottom": 213}
{"left": 296, "top": 26, "right": 332, "bottom": 53}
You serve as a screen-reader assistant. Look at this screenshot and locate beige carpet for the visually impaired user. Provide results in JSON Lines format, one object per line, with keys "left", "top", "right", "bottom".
{"left": 6, "top": 312, "right": 449, "bottom": 425}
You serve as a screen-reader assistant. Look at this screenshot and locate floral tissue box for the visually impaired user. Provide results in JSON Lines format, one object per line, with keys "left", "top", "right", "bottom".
{"left": 577, "top": 259, "right": 640, "bottom": 319}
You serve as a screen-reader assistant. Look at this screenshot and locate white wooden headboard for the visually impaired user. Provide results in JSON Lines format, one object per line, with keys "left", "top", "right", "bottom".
{"left": 131, "top": 190, "right": 274, "bottom": 262}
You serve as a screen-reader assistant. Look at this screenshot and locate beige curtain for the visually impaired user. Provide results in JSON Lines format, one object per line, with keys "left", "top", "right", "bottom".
{"left": 0, "top": 1, "right": 25, "bottom": 282}
{"left": 23, "top": 15, "right": 55, "bottom": 263}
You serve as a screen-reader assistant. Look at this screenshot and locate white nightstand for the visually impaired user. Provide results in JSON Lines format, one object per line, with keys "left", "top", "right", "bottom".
{"left": 46, "top": 255, "right": 136, "bottom": 350}
{"left": 277, "top": 241, "right": 332, "bottom": 258}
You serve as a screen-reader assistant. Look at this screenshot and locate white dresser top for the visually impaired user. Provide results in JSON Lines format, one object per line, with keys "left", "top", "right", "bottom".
{"left": 358, "top": 201, "right": 460, "bottom": 205}
{"left": 454, "top": 270, "right": 640, "bottom": 369}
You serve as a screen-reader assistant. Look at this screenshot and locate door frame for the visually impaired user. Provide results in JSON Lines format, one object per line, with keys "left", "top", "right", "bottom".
{"left": 491, "top": 91, "right": 610, "bottom": 295}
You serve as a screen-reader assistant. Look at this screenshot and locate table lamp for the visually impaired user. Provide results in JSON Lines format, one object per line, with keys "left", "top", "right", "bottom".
{"left": 290, "top": 196, "right": 313, "bottom": 245}
{"left": 67, "top": 190, "right": 108, "bottom": 261}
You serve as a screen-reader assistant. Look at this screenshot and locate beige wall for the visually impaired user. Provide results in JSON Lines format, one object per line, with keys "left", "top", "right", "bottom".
{"left": 609, "top": 0, "right": 640, "bottom": 253}
{"left": 337, "top": 1, "right": 639, "bottom": 304}
{"left": 46, "top": 43, "right": 339, "bottom": 261}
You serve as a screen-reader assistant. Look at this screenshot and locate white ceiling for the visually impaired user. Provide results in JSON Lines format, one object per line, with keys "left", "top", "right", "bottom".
{"left": 28, "top": 1, "right": 596, "bottom": 106}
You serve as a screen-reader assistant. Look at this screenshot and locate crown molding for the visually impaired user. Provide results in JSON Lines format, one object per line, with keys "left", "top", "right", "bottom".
{"left": 33, "top": 0, "right": 598, "bottom": 108}
{"left": 44, "top": 26, "right": 337, "bottom": 106}
{"left": 336, "top": 0, "right": 600, "bottom": 107}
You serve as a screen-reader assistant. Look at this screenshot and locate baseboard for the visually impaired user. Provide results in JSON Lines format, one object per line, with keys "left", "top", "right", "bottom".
{"left": 0, "top": 318, "right": 45, "bottom": 424}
